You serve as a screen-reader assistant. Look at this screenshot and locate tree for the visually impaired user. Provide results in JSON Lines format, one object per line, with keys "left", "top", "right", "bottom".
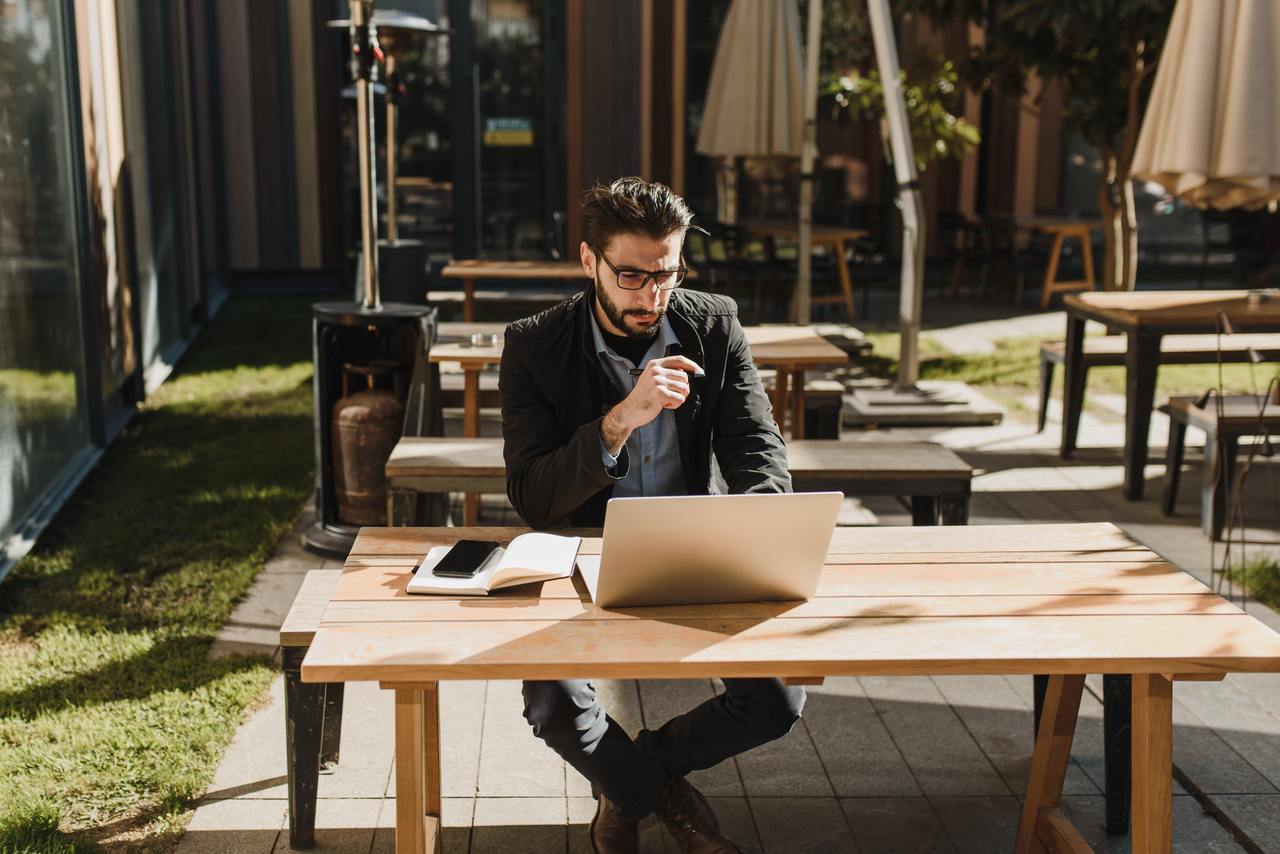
{"left": 909, "top": 0, "right": 1176, "bottom": 291}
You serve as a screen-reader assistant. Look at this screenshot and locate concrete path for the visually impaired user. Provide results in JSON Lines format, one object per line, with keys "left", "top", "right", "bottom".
{"left": 177, "top": 307, "right": 1280, "bottom": 853}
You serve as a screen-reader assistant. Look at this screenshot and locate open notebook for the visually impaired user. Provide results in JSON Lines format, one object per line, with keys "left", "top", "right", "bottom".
{"left": 406, "top": 532, "right": 582, "bottom": 596}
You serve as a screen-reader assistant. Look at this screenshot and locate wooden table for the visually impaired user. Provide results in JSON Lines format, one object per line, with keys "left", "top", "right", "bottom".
{"left": 1060, "top": 290, "right": 1280, "bottom": 499}
{"left": 438, "top": 260, "right": 587, "bottom": 322}
{"left": 740, "top": 221, "right": 869, "bottom": 321}
{"left": 429, "top": 325, "right": 850, "bottom": 441}
{"left": 386, "top": 437, "right": 972, "bottom": 526}
{"left": 1018, "top": 216, "right": 1102, "bottom": 308}
{"left": 302, "top": 522, "right": 1280, "bottom": 853}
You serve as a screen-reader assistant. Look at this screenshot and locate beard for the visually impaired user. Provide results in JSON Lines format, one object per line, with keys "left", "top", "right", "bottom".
{"left": 595, "top": 280, "right": 664, "bottom": 339}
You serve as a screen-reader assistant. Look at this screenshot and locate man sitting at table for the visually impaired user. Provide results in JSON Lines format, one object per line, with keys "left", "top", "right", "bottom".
{"left": 500, "top": 177, "right": 800, "bottom": 854}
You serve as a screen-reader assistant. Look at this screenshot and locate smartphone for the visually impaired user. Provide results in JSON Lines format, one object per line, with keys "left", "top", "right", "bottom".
{"left": 432, "top": 539, "right": 500, "bottom": 578}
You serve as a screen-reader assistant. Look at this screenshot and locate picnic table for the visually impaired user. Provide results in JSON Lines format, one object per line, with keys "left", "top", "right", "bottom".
{"left": 739, "top": 221, "right": 869, "bottom": 321}
{"left": 428, "top": 324, "right": 850, "bottom": 440}
{"left": 1060, "top": 290, "right": 1280, "bottom": 499}
{"left": 1016, "top": 216, "right": 1103, "bottom": 308}
{"left": 302, "top": 522, "right": 1280, "bottom": 853}
{"left": 437, "top": 260, "right": 586, "bottom": 322}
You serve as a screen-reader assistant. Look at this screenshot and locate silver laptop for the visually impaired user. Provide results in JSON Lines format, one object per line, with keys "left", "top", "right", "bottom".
{"left": 576, "top": 492, "right": 843, "bottom": 608}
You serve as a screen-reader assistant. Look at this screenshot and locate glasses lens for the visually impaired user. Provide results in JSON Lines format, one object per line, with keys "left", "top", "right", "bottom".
{"left": 616, "top": 271, "right": 648, "bottom": 289}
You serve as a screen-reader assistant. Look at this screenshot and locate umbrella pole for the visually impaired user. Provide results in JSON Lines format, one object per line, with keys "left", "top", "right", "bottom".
{"left": 385, "top": 54, "right": 398, "bottom": 244}
{"left": 866, "top": 0, "right": 923, "bottom": 389}
{"left": 351, "top": 0, "right": 382, "bottom": 310}
{"left": 795, "top": 0, "right": 822, "bottom": 324}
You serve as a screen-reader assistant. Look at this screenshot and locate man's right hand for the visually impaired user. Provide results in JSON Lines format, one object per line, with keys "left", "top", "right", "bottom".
{"left": 600, "top": 355, "right": 703, "bottom": 456}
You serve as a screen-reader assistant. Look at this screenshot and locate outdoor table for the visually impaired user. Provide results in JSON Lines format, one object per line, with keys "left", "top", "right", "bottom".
{"left": 438, "top": 260, "right": 587, "bottom": 322}
{"left": 739, "top": 221, "right": 870, "bottom": 321}
{"left": 1059, "top": 290, "right": 1280, "bottom": 500}
{"left": 428, "top": 325, "right": 850, "bottom": 440}
{"left": 301, "top": 522, "right": 1280, "bottom": 854}
{"left": 1017, "top": 216, "right": 1102, "bottom": 308}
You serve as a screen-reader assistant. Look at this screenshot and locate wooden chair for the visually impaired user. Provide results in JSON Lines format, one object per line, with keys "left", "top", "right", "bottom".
{"left": 1160, "top": 393, "right": 1280, "bottom": 540}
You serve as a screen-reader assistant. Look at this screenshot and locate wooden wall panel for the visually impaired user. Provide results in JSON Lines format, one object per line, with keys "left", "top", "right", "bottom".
{"left": 289, "top": 0, "right": 323, "bottom": 269}
{"left": 215, "top": 0, "right": 259, "bottom": 269}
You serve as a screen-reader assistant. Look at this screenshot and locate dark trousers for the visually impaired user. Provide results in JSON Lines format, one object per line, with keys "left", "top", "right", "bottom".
{"left": 522, "top": 678, "right": 805, "bottom": 822}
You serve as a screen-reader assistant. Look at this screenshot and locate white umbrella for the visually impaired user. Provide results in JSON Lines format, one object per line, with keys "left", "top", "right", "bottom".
{"left": 1133, "top": 0, "right": 1280, "bottom": 209}
{"left": 696, "top": 0, "right": 803, "bottom": 222}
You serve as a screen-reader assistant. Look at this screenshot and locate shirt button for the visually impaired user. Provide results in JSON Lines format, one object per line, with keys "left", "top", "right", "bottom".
{"left": 643, "top": 455, "right": 652, "bottom": 465}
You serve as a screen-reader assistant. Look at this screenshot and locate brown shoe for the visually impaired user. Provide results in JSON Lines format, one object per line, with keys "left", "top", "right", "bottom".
{"left": 655, "top": 776, "right": 741, "bottom": 853}
{"left": 589, "top": 789, "right": 639, "bottom": 854}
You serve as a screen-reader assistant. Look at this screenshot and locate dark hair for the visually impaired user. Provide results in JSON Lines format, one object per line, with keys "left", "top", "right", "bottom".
{"left": 580, "top": 177, "right": 699, "bottom": 252}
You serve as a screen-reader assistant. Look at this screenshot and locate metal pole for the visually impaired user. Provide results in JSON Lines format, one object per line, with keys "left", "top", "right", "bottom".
{"left": 385, "top": 53, "right": 398, "bottom": 243}
{"left": 795, "top": 0, "right": 822, "bottom": 324}
{"left": 351, "top": 0, "right": 382, "bottom": 309}
{"left": 866, "top": 0, "right": 924, "bottom": 389}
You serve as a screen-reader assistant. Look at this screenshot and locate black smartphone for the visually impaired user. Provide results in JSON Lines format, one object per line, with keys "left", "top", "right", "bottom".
{"left": 432, "top": 539, "right": 500, "bottom": 578}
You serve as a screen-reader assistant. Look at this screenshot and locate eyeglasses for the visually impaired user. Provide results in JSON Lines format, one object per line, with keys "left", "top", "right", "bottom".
{"left": 596, "top": 250, "right": 688, "bottom": 291}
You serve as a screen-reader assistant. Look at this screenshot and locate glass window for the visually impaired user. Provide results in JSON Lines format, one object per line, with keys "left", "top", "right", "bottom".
{"left": 0, "top": 0, "right": 92, "bottom": 550}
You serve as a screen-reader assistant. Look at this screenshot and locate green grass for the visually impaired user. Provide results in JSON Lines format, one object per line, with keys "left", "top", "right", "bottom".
{"left": 1225, "top": 556, "right": 1280, "bottom": 611}
{"left": 861, "top": 332, "right": 1280, "bottom": 415}
{"left": 0, "top": 296, "right": 319, "bottom": 852}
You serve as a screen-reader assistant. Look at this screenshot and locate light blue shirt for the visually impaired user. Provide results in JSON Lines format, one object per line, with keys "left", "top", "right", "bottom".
{"left": 591, "top": 313, "right": 686, "bottom": 498}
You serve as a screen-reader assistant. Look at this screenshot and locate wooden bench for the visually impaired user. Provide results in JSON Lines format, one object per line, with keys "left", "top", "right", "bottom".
{"left": 385, "top": 437, "right": 972, "bottom": 526}
{"left": 1038, "top": 333, "right": 1280, "bottom": 436}
{"left": 1160, "top": 394, "right": 1280, "bottom": 540}
{"left": 281, "top": 570, "right": 345, "bottom": 850}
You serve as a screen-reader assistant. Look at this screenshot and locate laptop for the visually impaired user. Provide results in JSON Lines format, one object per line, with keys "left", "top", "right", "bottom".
{"left": 576, "top": 492, "right": 843, "bottom": 608}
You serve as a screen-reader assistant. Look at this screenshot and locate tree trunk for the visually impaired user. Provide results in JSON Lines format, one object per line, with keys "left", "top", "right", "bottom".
{"left": 1097, "top": 149, "right": 1139, "bottom": 291}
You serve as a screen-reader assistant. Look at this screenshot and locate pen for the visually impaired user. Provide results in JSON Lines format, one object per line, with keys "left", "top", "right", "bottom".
{"left": 628, "top": 367, "right": 706, "bottom": 378}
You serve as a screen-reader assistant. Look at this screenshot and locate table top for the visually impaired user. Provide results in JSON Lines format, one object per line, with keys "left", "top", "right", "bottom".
{"left": 429, "top": 325, "right": 850, "bottom": 369}
{"left": 301, "top": 523, "right": 1280, "bottom": 684}
{"left": 441, "top": 260, "right": 588, "bottom": 279}
{"left": 1065, "top": 290, "right": 1280, "bottom": 331}
{"left": 386, "top": 438, "right": 970, "bottom": 482}
{"left": 739, "top": 220, "right": 869, "bottom": 242}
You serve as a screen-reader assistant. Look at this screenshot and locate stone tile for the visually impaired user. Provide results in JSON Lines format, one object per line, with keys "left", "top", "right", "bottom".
{"left": 1059, "top": 794, "right": 1250, "bottom": 853}
{"left": 840, "top": 796, "right": 955, "bottom": 853}
{"left": 269, "top": 797, "right": 379, "bottom": 853}
{"left": 638, "top": 679, "right": 742, "bottom": 797}
{"left": 371, "top": 798, "right": 473, "bottom": 854}
{"left": 317, "top": 680, "right": 394, "bottom": 799}
{"left": 210, "top": 571, "right": 310, "bottom": 659}
{"left": 1170, "top": 695, "right": 1278, "bottom": 795}
{"left": 470, "top": 796, "right": 567, "bottom": 854}
{"left": 802, "top": 677, "right": 921, "bottom": 797}
{"left": 734, "top": 717, "right": 831, "bottom": 798}
{"left": 709, "top": 796, "right": 764, "bottom": 854}
{"left": 928, "top": 795, "right": 1021, "bottom": 854}
{"left": 1212, "top": 794, "right": 1280, "bottom": 850}
{"left": 203, "top": 675, "right": 288, "bottom": 801}
{"left": 749, "top": 796, "right": 856, "bottom": 854}
{"left": 440, "top": 680, "right": 485, "bottom": 798}
{"left": 175, "top": 797, "right": 285, "bottom": 854}
{"left": 1173, "top": 679, "right": 1280, "bottom": 792}
{"left": 859, "top": 676, "right": 1008, "bottom": 797}
{"left": 477, "top": 679, "right": 566, "bottom": 797}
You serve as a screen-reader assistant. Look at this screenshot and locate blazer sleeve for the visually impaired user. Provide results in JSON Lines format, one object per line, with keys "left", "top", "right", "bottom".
{"left": 500, "top": 333, "right": 625, "bottom": 528}
{"left": 711, "top": 317, "right": 792, "bottom": 494}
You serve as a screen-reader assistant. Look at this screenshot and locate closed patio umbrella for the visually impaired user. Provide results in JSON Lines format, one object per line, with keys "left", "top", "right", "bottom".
{"left": 1133, "top": 0, "right": 1280, "bottom": 209}
{"left": 696, "top": 0, "right": 803, "bottom": 222}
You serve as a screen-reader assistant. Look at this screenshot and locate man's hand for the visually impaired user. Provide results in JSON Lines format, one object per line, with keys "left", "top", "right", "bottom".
{"left": 600, "top": 355, "right": 703, "bottom": 456}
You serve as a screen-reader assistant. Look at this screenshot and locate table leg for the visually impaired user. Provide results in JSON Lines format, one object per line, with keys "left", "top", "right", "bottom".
{"left": 1039, "top": 232, "right": 1066, "bottom": 309}
{"left": 283, "top": 646, "right": 325, "bottom": 849}
{"left": 1081, "top": 227, "right": 1097, "bottom": 290}
{"left": 1060, "top": 314, "right": 1087, "bottom": 459}
{"left": 834, "top": 239, "right": 856, "bottom": 321}
{"left": 463, "top": 369, "right": 482, "bottom": 524}
{"left": 911, "top": 496, "right": 939, "bottom": 525}
{"left": 1132, "top": 674, "right": 1173, "bottom": 853}
{"left": 1123, "top": 332, "right": 1162, "bottom": 500}
{"left": 938, "top": 489, "right": 970, "bottom": 525}
{"left": 1015, "top": 674, "right": 1085, "bottom": 854}
{"left": 1103, "top": 674, "right": 1132, "bottom": 834}
{"left": 790, "top": 369, "right": 805, "bottom": 438}
{"left": 394, "top": 684, "right": 442, "bottom": 854}
{"left": 463, "top": 277, "right": 476, "bottom": 323}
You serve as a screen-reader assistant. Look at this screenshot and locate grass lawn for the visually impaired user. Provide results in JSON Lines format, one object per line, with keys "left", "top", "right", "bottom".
{"left": 0, "top": 296, "right": 318, "bottom": 853}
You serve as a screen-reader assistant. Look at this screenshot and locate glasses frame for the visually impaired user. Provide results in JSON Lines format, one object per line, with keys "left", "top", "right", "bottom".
{"left": 596, "top": 249, "right": 688, "bottom": 291}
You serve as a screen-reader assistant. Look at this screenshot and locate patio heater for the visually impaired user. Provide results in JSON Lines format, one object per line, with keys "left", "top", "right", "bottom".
{"left": 303, "top": 1, "right": 443, "bottom": 558}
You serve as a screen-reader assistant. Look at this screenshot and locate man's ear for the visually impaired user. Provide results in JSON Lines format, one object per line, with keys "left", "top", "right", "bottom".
{"left": 579, "top": 241, "right": 595, "bottom": 279}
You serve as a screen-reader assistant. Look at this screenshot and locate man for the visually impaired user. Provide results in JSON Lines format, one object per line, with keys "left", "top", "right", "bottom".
{"left": 499, "top": 178, "right": 802, "bottom": 854}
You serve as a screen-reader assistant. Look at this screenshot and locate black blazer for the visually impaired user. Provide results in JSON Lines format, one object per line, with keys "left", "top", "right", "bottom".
{"left": 499, "top": 286, "right": 791, "bottom": 528}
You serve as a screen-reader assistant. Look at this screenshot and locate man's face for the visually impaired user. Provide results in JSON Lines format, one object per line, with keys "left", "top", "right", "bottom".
{"left": 581, "top": 231, "right": 684, "bottom": 339}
